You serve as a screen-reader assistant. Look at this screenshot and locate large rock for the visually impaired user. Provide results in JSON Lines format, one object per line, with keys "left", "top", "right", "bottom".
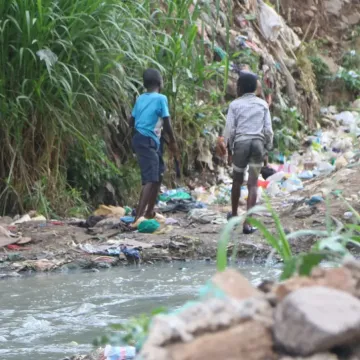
{"left": 211, "top": 269, "right": 261, "bottom": 301}
{"left": 140, "top": 297, "right": 273, "bottom": 360}
{"left": 280, "top": 354, "right": 338, "bottom": 360}
{"left": 344, "top": 259, "right": 360, "bottom": 299}
{"left": 273, "top": 267, "right": 357, "bottom": 301}
{"left": 167, "top": 320, "right": 276, "bottom": 360}
{"left": 274, "top": 287, "right": 360, "bottom": 356}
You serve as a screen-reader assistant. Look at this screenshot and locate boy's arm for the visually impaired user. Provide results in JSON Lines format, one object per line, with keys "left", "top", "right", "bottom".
{"left": 163, "top": 117, "right": 179, "bottom": 157}
{"left": 160, "top": 96, "right": 179, "bottom": 157}
{"left": 129, "top": 116, "right": 135, "bottom": 128}
{"left": 264, "top": 108, "right": 273, "bottom": 150}
{"left": 224, "top": 104, "right": 235, "bottom": 153}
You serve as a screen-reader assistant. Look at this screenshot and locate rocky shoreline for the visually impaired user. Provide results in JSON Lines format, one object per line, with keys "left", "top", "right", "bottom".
{"left": 138, "top": 259, "right": 360, "bottom": 360}
{"left": 69, "top": 259, "right": 360, "bottom": 360}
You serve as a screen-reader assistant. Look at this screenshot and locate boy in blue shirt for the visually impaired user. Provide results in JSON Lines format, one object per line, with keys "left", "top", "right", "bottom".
{"left": 130, "top": 69, "right": 178, "bottom": 222}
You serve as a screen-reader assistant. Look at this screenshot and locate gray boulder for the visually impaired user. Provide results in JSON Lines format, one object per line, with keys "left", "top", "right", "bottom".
{"left": 274, "top": 286, "right": 360, "bottom": 356}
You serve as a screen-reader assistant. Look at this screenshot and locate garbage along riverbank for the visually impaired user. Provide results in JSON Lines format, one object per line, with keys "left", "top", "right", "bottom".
{"left": 1, "top": 110, "right": 360, "bottom": 278}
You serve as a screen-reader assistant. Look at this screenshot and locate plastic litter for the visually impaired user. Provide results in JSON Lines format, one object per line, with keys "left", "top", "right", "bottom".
{"left": 138, "top": 219, "right": 160, "bottom": 234}
{"left": 120, "top": 216, "right": 135, "bottom": 224}
{"left": 94, "top": 205, "right": 126, "bottom": 217}
{"left": 281, "top": 175, "right": 303, "bottom": 193}
{"left": 344, "top": 212, "right": 353, "bottom": 220}
{"left": 188, "top": 209, "right": 225, "bottom": 224}
{"left": 165, "top": 218, "right": 179, "bottom": 225}
{"left": 298, "top": 170, "right": 314, "bottom": 180}
{"left": 11, "top": 214, "right": 31, "bottom": 225}
{"left": 334, "top": 111, "right": 356, "bottom": 126}
{"left": 305, "top": 196, "right": 324, "bottom": 206}
{"left": 104, "top": 344, "right": 136, "bottom": 360}
{"left": 267, "top": 171, "right": 286, "bottom": 183}
{"left": 124, "top": 206, "right": 132, "bottom": 216}
{"left": 158, "top": 189, "right": 192, "bottom": 202}
{"left": 258, "top": 0, "right": 283, "bottom": 42}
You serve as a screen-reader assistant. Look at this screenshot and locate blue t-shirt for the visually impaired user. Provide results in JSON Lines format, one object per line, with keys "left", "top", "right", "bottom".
{"left": 132, "top": 92, "right": 170, "bottom": 147}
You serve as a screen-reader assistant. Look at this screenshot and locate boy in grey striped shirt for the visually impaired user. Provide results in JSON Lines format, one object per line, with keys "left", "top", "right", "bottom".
{"left": 224, "top": 71, "right": 273, "bottom": 234}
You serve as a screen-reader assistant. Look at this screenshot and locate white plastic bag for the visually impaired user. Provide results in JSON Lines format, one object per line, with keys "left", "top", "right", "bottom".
{"left": 258, "top": 1, "right": 283, "bottom": 42}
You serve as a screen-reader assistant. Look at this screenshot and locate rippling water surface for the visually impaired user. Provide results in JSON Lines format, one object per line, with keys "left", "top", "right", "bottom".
{"left": 0, "top": 262, "right": 281, "bottom": 360}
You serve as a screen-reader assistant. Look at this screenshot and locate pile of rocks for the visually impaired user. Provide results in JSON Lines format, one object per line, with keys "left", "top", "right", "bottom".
{"left": 138, "top": 259, "right": 360, "bottom": 360}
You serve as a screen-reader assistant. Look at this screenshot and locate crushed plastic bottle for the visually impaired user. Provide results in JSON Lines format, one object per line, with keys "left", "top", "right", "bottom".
{"left": 104, "top": 345, "right": 136, "bottom": 360}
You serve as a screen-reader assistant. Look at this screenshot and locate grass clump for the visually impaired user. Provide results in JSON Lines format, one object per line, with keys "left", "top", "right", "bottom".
{"left": 0, "top": 0, "right": 228, "bottom": 216}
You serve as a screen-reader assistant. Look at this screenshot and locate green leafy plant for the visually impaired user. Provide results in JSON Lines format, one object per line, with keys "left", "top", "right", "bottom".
{"left": 309, "top": 56, "right": 332, "bottom": 92}
{"left": 336, "top": 68, "right": 360, "bottom": 95}
{"left": 0, "top": 0, "right": 230, "bottom": 215}
{"left": 216, "top": 195, "right": 360, "bottom": 280}
{"left": 272, "top": 106, "right": 305, "bottom": 154}
{"left": 341, "top": 50, "right": 360, "bottom": 70}
{"left": 93, "top": 307, "right": 166, "bottom": 349}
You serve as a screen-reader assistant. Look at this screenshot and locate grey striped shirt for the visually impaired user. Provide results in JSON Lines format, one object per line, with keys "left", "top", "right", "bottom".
{"left": 224, "top": 93, "right": 273, "bottom": 150}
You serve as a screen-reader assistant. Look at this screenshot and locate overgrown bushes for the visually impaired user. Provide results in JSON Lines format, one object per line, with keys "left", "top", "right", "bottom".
{"left": 0, "top": 0, "right": 226, "bottom": 216}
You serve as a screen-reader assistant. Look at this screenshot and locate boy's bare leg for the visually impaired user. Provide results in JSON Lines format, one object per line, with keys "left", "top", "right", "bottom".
{"left": 244, "top": 166, "right": 259, "bottom": 229}
{"left": 144, "top": 178, "right": 162, "bottom": 219}
{"left": 135, "top": 183, "right": 154, "bottom": 221}
{"left": 231, "top": 172, "right": 244, "bottom": 217}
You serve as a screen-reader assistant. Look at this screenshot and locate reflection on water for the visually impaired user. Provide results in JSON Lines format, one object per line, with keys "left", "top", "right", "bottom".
{"left": 0, "top": 261, "right": 281, "bottom": 360}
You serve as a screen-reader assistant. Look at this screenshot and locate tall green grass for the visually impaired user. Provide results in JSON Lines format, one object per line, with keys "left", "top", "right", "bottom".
{"left": 217, "top": 196, "right": 360, "bottom": 280}
{"left": 0, "top": 0, "right": 228, "bottom": 215}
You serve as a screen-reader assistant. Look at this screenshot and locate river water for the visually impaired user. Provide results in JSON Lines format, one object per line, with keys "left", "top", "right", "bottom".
{"left": 0, "top": 262, "right": 281, "bottom": 360}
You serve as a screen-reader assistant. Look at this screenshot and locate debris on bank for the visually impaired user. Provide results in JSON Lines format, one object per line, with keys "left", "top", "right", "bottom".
{"left": 1, "top": 108, "right": 360, "bottom": 276}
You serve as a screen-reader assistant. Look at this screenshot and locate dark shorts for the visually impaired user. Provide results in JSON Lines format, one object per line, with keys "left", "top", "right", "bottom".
{"left": 132, "top": 132, "right": 165, "bottom": 185}
{"left": 232, "top": 139, "right": 264, "bottom": 181}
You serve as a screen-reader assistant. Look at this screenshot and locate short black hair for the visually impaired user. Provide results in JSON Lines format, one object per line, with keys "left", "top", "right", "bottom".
{"left": 237, "top": 71, "right": 258, "bottom": 97}
{"left": 143, "top": 68, "right": 163, "bottom": 90}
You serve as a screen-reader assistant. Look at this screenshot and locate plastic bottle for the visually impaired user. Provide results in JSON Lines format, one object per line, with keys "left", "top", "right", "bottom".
{"left": 266, "top": 171, "right": 286, "bottom": 184}
{"left": 104, "top": 345, "right": 136, "bottom": 360}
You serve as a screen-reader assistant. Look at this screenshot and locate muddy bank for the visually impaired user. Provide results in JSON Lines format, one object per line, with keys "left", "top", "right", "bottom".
{"left": 1, "top": 164, "right": 359, "bottom": 279}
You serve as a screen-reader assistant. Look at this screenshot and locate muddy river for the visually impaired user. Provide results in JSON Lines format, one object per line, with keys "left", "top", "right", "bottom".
{"left": 0, "top": 261, "right": 281, "bottom": 360}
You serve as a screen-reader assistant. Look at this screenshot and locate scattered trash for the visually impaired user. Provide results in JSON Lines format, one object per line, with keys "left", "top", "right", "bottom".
{"left": 188, "top": 209, "right": 225, "bottom": 225}
{"left": 11, "top": 259, "right": 65, "bottom": 272}
{"left": 158, "top": 199, "right": 205, "bottom": 213}
{"left": 138, "top": 219, "right": 160, "bottom": 234}
{"left": 104, "top": 344, "right": 136, "bottom": 360}
{"left": 11, "top": 214, "right": 31, "bottom": 225}
{"left": 261, "top": 166, "right": 276, "bottom": 180}
{"left": 132, "top": 217, "right": 146, "bottom": 229}
{"left": 165, "top": 218, "right": 180, "bottom": 225}
{"left": 343, "top": 212, "right": 353, "bottom": 220}
{"left": 94, "top": 205, "right": 126, "bottom": 217}
{"left": 298, "top": 170, "right": 314, "bottom": 180}
{"left": 305, "top": 196, "right": 324, "bottom": 206}
{"left": 32, "top": 215, "right": 46, "bottom": 222}
{"left": 121, "top": 216, "right": 135, "bottom": 224}
{"left": 159, "top": 189, "right": 192, "bottom": 202}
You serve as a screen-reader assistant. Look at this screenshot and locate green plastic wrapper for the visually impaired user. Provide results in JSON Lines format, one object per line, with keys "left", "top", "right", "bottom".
{"left": 138, "top": 219, "right": 160, "bottom": 234}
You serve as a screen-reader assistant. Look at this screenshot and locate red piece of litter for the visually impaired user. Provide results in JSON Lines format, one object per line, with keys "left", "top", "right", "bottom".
{"left": 6, "top": 244, "right": 30, "bottom": 251}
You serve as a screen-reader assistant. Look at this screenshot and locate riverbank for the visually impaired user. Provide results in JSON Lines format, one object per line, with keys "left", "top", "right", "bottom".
{"left": 1, "top": 164, "right": 359, "bottom": 279}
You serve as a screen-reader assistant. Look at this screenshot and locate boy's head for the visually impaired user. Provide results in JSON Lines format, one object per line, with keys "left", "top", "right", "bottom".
{"left": 143, "top": 68, "right": 163, "bottom": 92}
{"left": 237, "top": 71, "right": 258, "bottom": 97}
